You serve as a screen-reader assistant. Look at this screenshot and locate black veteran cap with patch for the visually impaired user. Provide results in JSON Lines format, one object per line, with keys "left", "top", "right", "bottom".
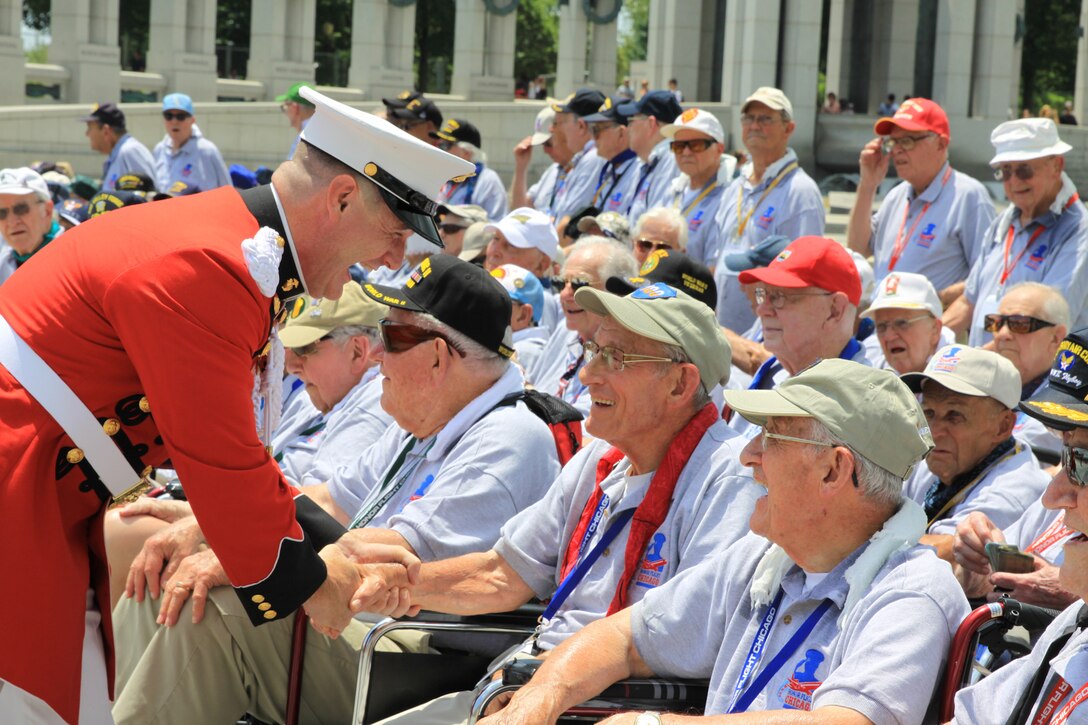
{"left": 552, "top": 88, "right": 608, "bottom": 117}
{"left": 1020, "top": 331, "right": 1088, "bottom": 430}
{"left": 361, "top": 255, "right": 515, "bottom": 359}
{"left": 606, "top": 249, "right": 717, "bottom": 310}
{"left": 430, "top": 119, "right": 482, "bottom": 149}
{"left": 583, "top": 96, "right": 630, "bottom": 125}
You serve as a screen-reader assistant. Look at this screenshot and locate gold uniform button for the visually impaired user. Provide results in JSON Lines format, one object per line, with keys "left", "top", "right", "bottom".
{"left": 102, "top": 419, "right": 121, "bottom": 436}
{"left": 258, "top": 602, "right": 271, "bottom": 611}
{"left": 66, "top": 448, "right": 85, "bottom": 464}
{"left": 138, "top": 396, "right": 151, "bottom": 413}
{"left": 263, "top": 610, "right": 278, "bottom": 620}
{"left": 251, "top": 595, "right": 265, "bottom": 604}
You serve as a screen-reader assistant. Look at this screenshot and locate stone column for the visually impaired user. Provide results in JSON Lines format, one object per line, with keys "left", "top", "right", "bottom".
{"left": 349, "top": 0, "right": 416, "bottom": 99}
{"left": 719, "top": 0, "right": 779, "bottom": 107}
{"left": 147, "top": 0, "right": 218, "bottom": 100}
{"left": 50, "top": 0, "right": 122, "bottom": 103}
{"left": 555, "top": 1, "right": 589, "bottom": 95}
{"left": 971, "top": 0, "right": 1019, "bottom": 119}
{"left": 778, "top": 0, "right": 823, "bottom": 163}
{"left": 247, "top": 0, "right": 317, "bottom": 100}
{"left": 867, "top": 0, "right": 919, "bottom": 109}
{"left": 451, "top": 0, "right": 517, "bottom": 100}
{"left": 587, "top": 18, "right": 618, "bottom": 91}
{"left": 645, "top": 0, "right": 701, "bottom": 97}
{"left": 0, "top": 0, "right": 24, "bottom": 105}
{"left": 824, "top": 0, "right": 853, "bottom": 107}
{"left": 1076, "top": 0, "right": 1088, "bottom": 123}
{"left": 931, "top": 0, "right": 976, "bottom": 117}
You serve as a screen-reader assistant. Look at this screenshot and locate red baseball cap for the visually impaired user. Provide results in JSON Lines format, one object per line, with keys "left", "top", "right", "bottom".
{"left": 738, "top": 236, "right": 862, "bottom": 306}
{"left": 874, "top": 98, "right": 950, "bottom": 139}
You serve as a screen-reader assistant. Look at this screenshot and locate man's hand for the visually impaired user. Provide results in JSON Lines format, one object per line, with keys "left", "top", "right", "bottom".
{"left": 953, "top": 512, "right": 1004, "bottom": 576}
{"left": 157, "top": 548, "right": 229, "bottom": 626}
{"left": 476, "top": 683, "right": 568, "bottom": 725}
{"left": 117, "top": 496, "right": 193, "bottom": 524}
{"left": 514, "top": 136, "right": 533, "bottom": 170}
{"left": 125, "top": 516, "right": 205, "bottom": 601}
{"left": 988, "top": 557, "right": 1078, "bottom": 610}
{"left": 858, "top": 137, "right": 890, "bottom": 189}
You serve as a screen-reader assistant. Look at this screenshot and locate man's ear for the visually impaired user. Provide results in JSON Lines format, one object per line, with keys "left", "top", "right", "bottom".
{"left": 329, "top": 174, "right": 359, "bottom": 214}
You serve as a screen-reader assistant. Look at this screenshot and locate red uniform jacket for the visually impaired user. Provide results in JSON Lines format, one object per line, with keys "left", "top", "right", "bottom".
{"left": 0, "top": 186, "right": 343, "bottom": 724}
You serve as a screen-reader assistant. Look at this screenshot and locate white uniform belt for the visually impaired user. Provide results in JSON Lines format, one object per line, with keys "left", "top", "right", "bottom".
{"left": 0, "top": 311, "right": 140, "bottom": 498}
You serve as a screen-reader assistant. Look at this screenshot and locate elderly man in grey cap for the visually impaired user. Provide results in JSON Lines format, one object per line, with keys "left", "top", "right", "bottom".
{"left": 945, "top": 118, "right": 1088, "bottom": 345}
{"left": 901, "top": 345, "right": 1051, "bottom": 563}
{"left": 480, "top": 359, "right": 970, "bottom": 725}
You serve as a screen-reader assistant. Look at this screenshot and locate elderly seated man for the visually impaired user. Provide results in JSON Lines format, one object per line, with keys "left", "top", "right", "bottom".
{"left": 0, "top": 167, "right": 63, "bottom": 284}
{"left": 950, "top": 344, "right": 1088, "bottom": 722}
{"left": 630, "top": 206, "right": 688, "bottom": 266}
{"left": 110, "top": 257, "right": 562, "bottom": 725}
{"left": 900, "top": 345, "right": 1051, "bottom": 563}
{"left": 726, "top": 235, "right": 868, "bottom": 437}
{"left": 945, "top": 118, "right": 1088, "bottom": 344}
{"left": 431, "top": 119, "right": 508, "bottom": 220}
{"left": 952, "top": 331, "right": 1088, "bottom": 609}
{"left": 861, "top": 271, "right": 952, "bottom": 374}
{"left": 104, "top": 282, "right": 394, "bottom": 604}
{"left": 372, "top": 283, "right": 760, "bottom": 724}
{"left": 482, "top": 360, "right": 970, "bottom": 725}
{"left": 991, "top": 281, "right": 1070, "bottom": 463}
{"left": 483, "top": 206, "right": 563, "bottom": 332}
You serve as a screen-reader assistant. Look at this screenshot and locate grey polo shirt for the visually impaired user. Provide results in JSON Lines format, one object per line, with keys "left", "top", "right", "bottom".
{"left": 952, "top": 601, "right": 1088, "bottom": 722}
{"left": 327, "top": 364, "right": 560, "bottom": 561}
{"left": 102, "top": 133, "right": 157, "bottom": 191}
{"left": 552, "top": 140, "right": 607, "bottom": 221}
{"left": 631, "top": 527, "right": 970, "bottom": 720}
{"left": 903, "top": 442, "right": 1051, "bottom": 535}
{"left": 965, "top": 174, "right": 1088, "bottom": 345}
{"left": 712, "top": 149, "right": 825, "bottom": 332}
{"left": 494, "top": 421, "right": 760, "bottom": 652}
{"left": 152, "top": 129, "right": 232, "bottom": 192}
{"left": 626, "top": 140, "right": 681, "bottom": 225}
{"left": 868, "top": 164, "right": 994, "bottom": 291}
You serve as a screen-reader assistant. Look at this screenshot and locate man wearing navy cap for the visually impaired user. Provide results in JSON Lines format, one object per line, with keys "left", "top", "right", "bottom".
{"left": 152, "top": 92, "right": 231, "bottom": 193}
{"left": 0, "top": 87, "right": 474, "bottom": 724}
{"left": 388, "top": 95, "right": 444, "bottom": 146}
{"left": 550, "top": 89, "right": 608, "bottom": 226}
{"left": 432, "top": 119, "right": 508, "bottom": 220}
{"left": 79, "top": 102, "right": 157, "bottom": 191}
{"left": 620, "top": 90, "right": 683, "bottom": 224}
{"left": 583, "top": 97, "right": 640, "bottom": 216}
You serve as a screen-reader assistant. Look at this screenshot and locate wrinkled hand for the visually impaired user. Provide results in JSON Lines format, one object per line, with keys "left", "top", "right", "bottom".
{"left": 513, "top": 136, "right": 533, "bottom": 168}
{"left": 125, "top": 516, "right": 205, "bottom": 602}
{"left": 305, "top": 544, "right": 363, "bottom": 639}
{"left": 953, "top": 512, "right": 1004, "bottom": 577}
{"left": 476, "top": 684, "right": 567, "bottom": 725}
{"left": 158, "top": 548, "right": 230, "bottom": 626}
{"left": 117, "top": 496, "right": 193, "bottom": 524}
{"left": 858, "top": 137, "right": 890, "bottom": 188}
{"left": 335, "top": 532, "right": 422, "bottom": 582}
{"left": 988, "top": 558, "right": 1078, "bottom": 610}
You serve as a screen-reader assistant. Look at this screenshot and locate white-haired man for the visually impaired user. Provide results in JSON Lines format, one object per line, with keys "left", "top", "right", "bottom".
{"left": 630, "top": 206, "right": 687, "bottom": 266}
{"left": 432, "top": 119, "right": 508, "bottom": 221}
{"left": 0, "top": 167, "right": 62, "bottom": 284}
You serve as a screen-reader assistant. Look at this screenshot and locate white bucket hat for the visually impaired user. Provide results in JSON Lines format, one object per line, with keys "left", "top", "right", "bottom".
{"left": 990, "top": 118, "right": 1073, "bottom": 165}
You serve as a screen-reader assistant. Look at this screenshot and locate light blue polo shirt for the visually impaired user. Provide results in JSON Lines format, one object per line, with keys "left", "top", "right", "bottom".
{"left": 965, "top": 174, "right": 1088, "bottom": 345}
{"left": 712, "top": 149, "right": 825, "bottom": 332}
{"left": 528, "top": 162, "right": 562, "bottom": 217}
{"left": 102, "top": 134, "right": 158, "bottom": 191}
{"left": 437, "top": 164, "right": 508, "bottom": 221}
{"left": 626, "top": 139, "right": 681, "bottom": 225}
{"left": 868, "top": 163, "right": 994, "bottom": 291}
{"left": 552, "top": 140, "right": 607, "bottom": 221}
{"left": 670, "top": 177, "right": 727, "bottom": 270}
{"left": 593, "top": 150, "right": 640, "bottom": 216}
{"left": 152, "top": 128, "right": 232, "bottom": 192}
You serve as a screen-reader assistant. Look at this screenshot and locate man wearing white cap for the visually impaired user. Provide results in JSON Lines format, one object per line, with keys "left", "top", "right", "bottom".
{"left": 861, "top": 271, "right": 953, "bottom": 374}
{"left": 900, "top": 345, "right": 1051, "bottom": 563}
{"left": 0, "top": 87, "right": 473, "bottom": 724}
{"left": 944, "top": 118, "right": 1088, "bottom": 346}
{"left": 483, "top": 207, "right": 564, "bottom": 333}
{"left": 0, "top": 167, "right": 63, "bottom": 285}
{"left": 847, "top": 98, "right": 993, "bottom": 303}
{"left": 510, "top": 106, "right": 573, "bottom": 216}
{"left": 661, "top": 108, "right": 735, "bottom": 270}
{"left": 711, "top": 87, "right": 825, "bottom": 335}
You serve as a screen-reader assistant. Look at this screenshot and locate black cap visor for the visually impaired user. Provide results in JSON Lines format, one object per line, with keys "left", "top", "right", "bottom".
{"left": 605, "top": 276, "right": 642, "bottom": 297}
{"left": 362, "top": 162, "right": 446, "bottom": 247}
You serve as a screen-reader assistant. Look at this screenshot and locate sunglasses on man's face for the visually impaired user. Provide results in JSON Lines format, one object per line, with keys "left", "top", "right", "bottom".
{"left": 1062, "top": 445, "right": 1088, "bottom": 487}
{"left": 670, "top": 138, "right": 715, "bottom": 154}
{"left": 439, "top": 223, "right": 468, "bottom": 235}
{"left": 163, "top": 111, "right": 190, "bottom": 122}
{"left": 983, "top": 313, "right": 1055, "bottom": 334}
{"left": 0, "top": 200, "right": 42, "bottom": 221}
{"left": 379, "top": 319, "right": 464, "bottom": 357}
{"left": 993, "top": 164, "right": 1037, "bottom": 182}
{"left": 550, "top": 277, "right": 593, "bottom": 293}
{"left": 635, "top": 238, "right": 674, "bottom": 254}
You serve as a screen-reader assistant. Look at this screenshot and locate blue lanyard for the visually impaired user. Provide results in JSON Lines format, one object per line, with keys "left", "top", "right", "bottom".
{"left": 634, "top": 155, "right": 660, "bottom": 199}
{"left": 541, "top": 506, "right": 635, "bottom": 622}
{"left": 727, "top": 589, "right": 834, "bottom": 713}
{"left": 749, "top": 339, "right": 861, "bottom": 390}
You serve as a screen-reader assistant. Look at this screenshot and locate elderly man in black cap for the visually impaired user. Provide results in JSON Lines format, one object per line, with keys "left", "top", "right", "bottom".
{"left": 550, "top": 88, "right": 608, "bottom": 227}
{"left": 79, "top": 102, "right": 157, "bottom": 191}
{"left": 432, "top": 119, "right": 508, "bottom": 220}
{"left": 620, "top": 90, "right": 684, "bottom": 225}
{"left": 582, "top": 97, "right": 640, "bottom": 216}
{"left": 0, "top": 87, "right": 473, "bottom": 724}
{"left": 385, "top": 92, "right": 444, "bottom": 147}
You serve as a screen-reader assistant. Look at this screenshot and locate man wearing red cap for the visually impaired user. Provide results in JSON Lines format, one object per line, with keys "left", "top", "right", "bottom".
{"left": 727, "top": 236, "right": 869, "bottom": 438}
{"left": 847, "top": 98, "right": 993, "bottom": 306}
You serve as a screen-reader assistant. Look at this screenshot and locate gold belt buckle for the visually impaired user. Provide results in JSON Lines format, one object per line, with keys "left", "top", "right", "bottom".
{"left": 110, "top": 474, "right": 152, "bottom": 507}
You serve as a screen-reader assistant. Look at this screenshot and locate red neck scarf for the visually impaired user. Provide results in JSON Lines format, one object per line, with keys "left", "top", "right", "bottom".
{"left": 560, "top": 402, "right": 719, "bottom": 614}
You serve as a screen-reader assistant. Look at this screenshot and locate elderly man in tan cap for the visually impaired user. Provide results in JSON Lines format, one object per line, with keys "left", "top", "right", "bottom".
{"left": 480, "top": 359, "right": 970, "bottom": 725}
{"left": 900, "top": 345, "right": 1051, "bottom": 563}
{"left": 944, "top": 118, "right": 1088, "bottom": 346}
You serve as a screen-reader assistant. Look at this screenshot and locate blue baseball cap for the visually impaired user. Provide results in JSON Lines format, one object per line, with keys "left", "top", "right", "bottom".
{"left": 491, "top": 264, "right": 545, "bottom": 324}
{"left": 723, "top": 235, "right": 792, "bottom": 274}
{"left": 617, "top": 90, "right": 683, "bottom": 123}
{"left": 162, "top": 93, "right": 194, "bottom": 116}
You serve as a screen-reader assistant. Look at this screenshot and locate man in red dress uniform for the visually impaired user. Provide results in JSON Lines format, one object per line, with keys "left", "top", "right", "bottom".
{"left": 0, "top": 88, "right": 474, "bottom": 724}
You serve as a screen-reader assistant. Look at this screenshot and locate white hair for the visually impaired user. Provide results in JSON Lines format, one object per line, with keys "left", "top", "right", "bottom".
{"left": 328, "top": 324, "right": 381, "bottom": 347}
{"left": 455, "top": 141, "right": 487, "bottom": 166}
{"left": 807, "top": 419, "right": 903, "bottom": 509}
{"left": 633, "top": 207, "right": 689, "bottom": 251}
{"left": 1004, "top": 282, "right": 1071, "bottom": 328}
{"left": 564, "top": 235, "right": 639, "bottom": 280}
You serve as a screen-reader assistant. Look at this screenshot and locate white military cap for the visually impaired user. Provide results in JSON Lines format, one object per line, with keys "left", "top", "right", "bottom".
{"left": 299, "top": 87, "right": 475, "bottom": 246}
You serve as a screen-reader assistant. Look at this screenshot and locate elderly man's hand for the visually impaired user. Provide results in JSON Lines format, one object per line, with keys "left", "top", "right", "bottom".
{"left": 988, "top": 558, "right": 1078, "bottom": 610}
{"left": 305, "top": 544, "right": 365, "bottom": 638}
{"left": 157, "top": 548, "right": 229, "bottom": 626}
{"left": 953, "top": 512, "right": 1004, "bottom": 576}
{"left": 514, "top": 136, "right": 533, "bottom": 169}
{"left": 125, "top": 516, "right": 205, "bottom": 602}
{"left": 858, "top": 137, "right": 891, "bottom": 188}
{"left": 476, "top": 684, "right": 567, "bottom": 725}
{"left": 117, "top": 496, "right": 193, "bottom": 524}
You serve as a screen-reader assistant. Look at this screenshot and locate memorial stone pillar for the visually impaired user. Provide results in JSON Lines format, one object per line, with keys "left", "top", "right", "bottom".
{"left": 555, "top": 2, "right": 589, "bottom": 95}
{"left": 971, "top": 0, "right": 1019, "bottom": 119}
{"left": 247, "top": 0, "right": 317, "bottom": 99}
{"left": 867, "top": 0, "right": 919, "bottom": 110}
{"left": 451, "top": 0, "right": 517, "bottom": 100}
{"left": 778, "top": 0, "right": 823, "bottom": 163}
{"left": 349, "top": 0, "right": 416, "bottom": 99}
{"left": 51, "top": 0, "right": 121, "bottom": 103}
{"left": 148, "top": 0, "right": 218, "bottom": 100}
{"left": 0, "top": 0, "right": 24, "bottom": 105}
{"left": 932, "top": 0, "right": 976, "bottom": 117}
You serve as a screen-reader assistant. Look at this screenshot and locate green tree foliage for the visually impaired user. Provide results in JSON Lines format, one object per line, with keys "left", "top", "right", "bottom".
{"left": 22, "top": 0, "right": 49, "bottom": 31}
{"left": 515, "top": 0, "right": 558, "bottom": 84}
{"left": 617, "top": 0, "right": 649, "bottom": 80}
{"left": 415, "top": 0, "right": 455, "bottom": 92}
{"left": 1021, "top": 0, "right": 1079, "bottom": 113}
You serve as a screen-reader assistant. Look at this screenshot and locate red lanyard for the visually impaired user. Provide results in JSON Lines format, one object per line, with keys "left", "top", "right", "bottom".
{"left": 1034, "top": 678, "right": 1088, "bottom": 725}
{"left": 888, "top": 165, "right": 952, "bottom": 272}
{"left": 1026, "top": 514, "right": 1074, "bottom": 556}
{"left": 1001, "top": 193, "right": 1080, "bottom": 286}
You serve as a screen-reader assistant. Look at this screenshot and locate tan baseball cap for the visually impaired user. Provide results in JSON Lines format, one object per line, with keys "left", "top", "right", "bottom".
{"left": 279, "top": 282, "right": 386, "bottom": 348}
{"left": 724, "top": 359, "right": 933, "bottom": 479}
{"left": 901, "top": 344, "right": 1021, "bottom": 410}
{"left": 742, "top": 87, "right": 794, "bottom": 118}
{"left": 574, "top": 283, "right": 731, "bottom": 390}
